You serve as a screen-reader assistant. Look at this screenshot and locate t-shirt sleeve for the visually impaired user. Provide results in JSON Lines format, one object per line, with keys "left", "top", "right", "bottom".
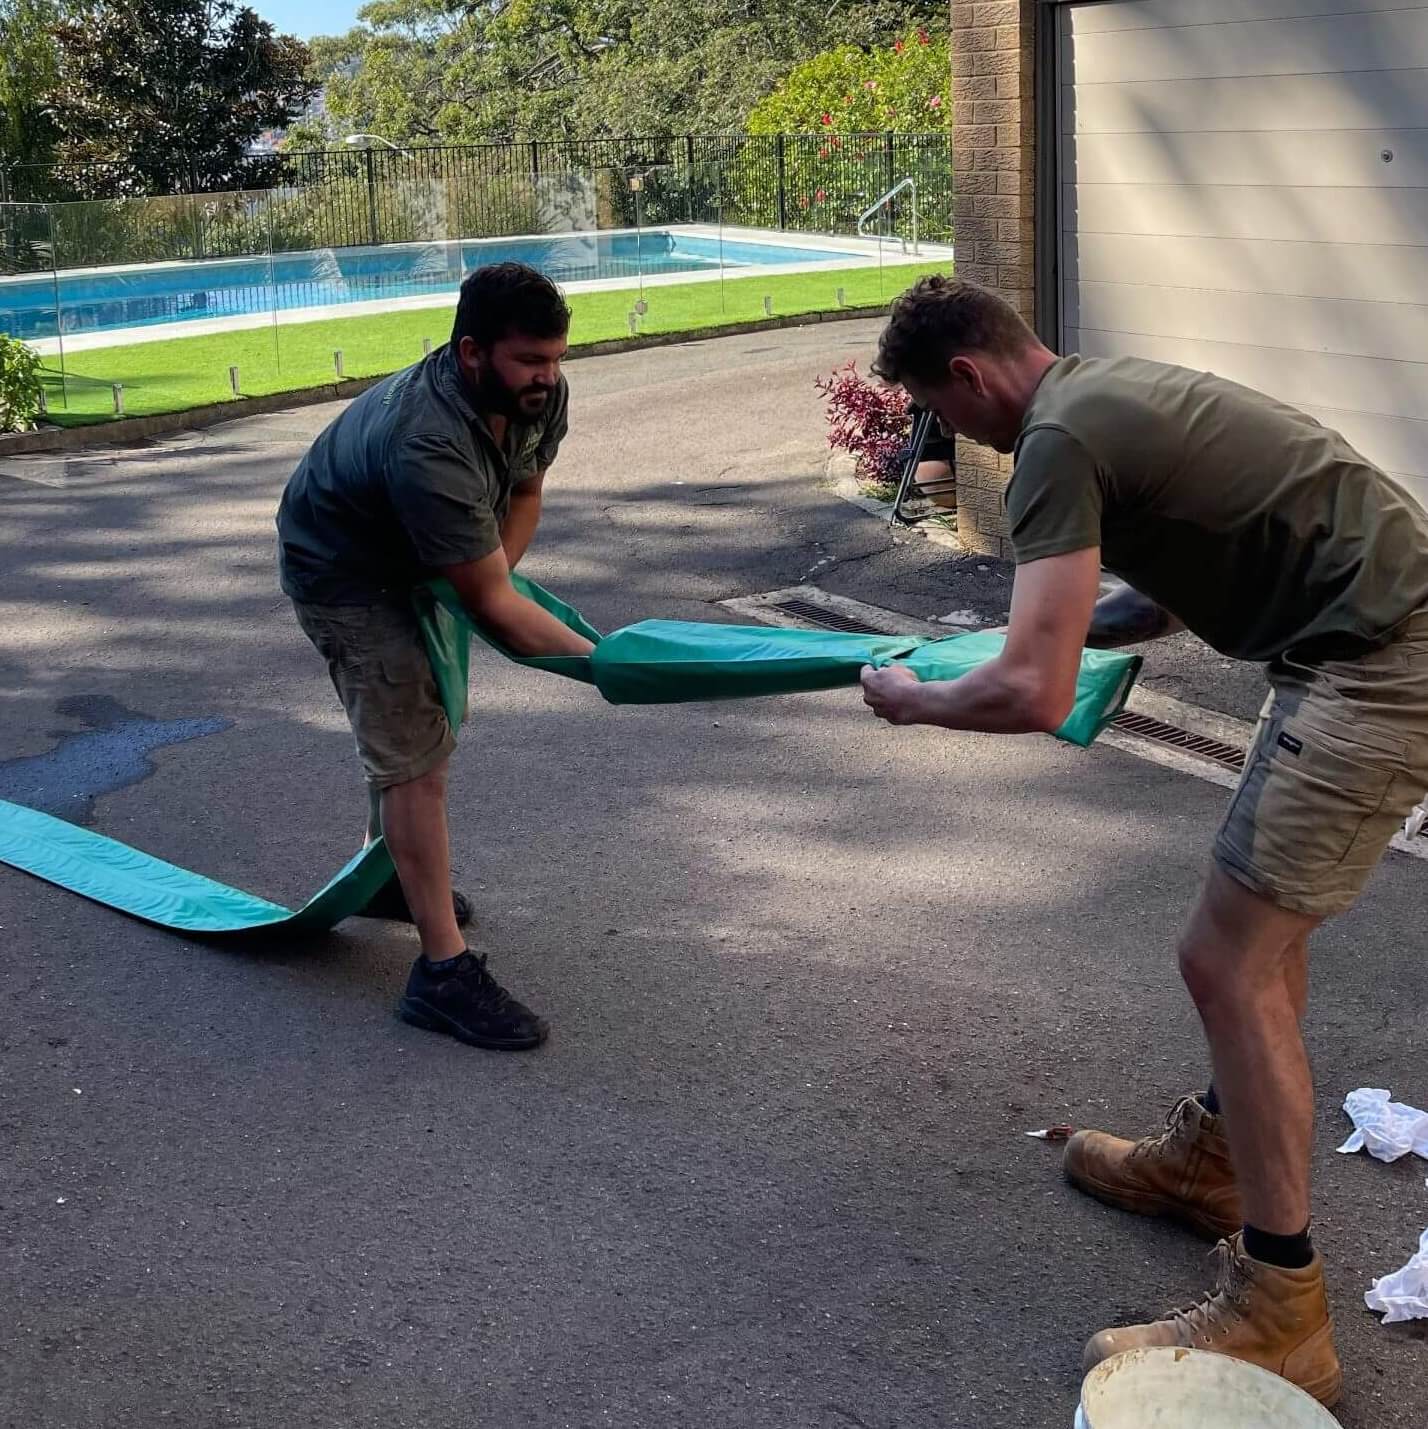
{"left": 533, "top": 379, "right": 570, "bottom": 472}
{"left": 387, "top": 435, "right": 502, "bottom": 569}
{"left": 1005, "top": 425, "right": 1104, "bottom": 564}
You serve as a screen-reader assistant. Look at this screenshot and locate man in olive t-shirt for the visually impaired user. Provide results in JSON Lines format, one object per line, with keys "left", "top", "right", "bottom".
{"left": 276, "top": 263, "right": 594, "bottom": 1053}
{"left": 860, "top": 276, "right": 1428, "bottom": 1407}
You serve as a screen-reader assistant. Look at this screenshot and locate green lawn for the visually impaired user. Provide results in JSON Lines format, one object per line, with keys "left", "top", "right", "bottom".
{"left": 40, "top": 260, "right": 946, "bottom": 425}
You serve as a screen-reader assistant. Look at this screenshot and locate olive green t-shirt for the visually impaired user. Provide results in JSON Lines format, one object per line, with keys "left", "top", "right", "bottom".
{"left": 1005, "top": 354, "right": 1428, "bottom": 661}
{"left": 277, "top": 343, "right": 569, "bottom": 605}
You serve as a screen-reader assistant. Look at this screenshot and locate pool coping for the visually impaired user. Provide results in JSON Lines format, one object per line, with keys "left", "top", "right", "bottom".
{"left": 0, "top": 304, "right": 885, "bottom": 454}
{"left": 7, "top": 225, "right": 950, "bottom": 356}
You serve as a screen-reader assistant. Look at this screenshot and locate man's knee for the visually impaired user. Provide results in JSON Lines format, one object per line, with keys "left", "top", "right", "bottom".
{"left": 1177, "top": 867, "right": 1320, "bottom": 1014}
{"left": 381, "top": 757, "right": 450, "bottom": 801}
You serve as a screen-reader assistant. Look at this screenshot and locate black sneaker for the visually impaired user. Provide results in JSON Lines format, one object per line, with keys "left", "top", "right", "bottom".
{"left": 357, "top": 880, "right": 474, "bottom": 929}
{"left": 397, "top": 952, "right": 547, "bottom": 1051}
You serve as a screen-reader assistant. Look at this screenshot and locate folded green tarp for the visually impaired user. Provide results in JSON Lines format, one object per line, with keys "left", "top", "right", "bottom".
{"left": 0, "top": 577, "right": 1139, "bottom": 935}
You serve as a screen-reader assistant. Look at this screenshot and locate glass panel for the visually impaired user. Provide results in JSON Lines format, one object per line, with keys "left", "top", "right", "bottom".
{"left": 0, "top": 202, "right": 63, "bottom": 413}
{"left": 40, "top": 190, "right": 278, "bottom": 418}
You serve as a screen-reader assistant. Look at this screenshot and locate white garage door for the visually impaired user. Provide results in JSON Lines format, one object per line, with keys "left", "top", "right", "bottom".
{"left": 1057, "top": 0, "right": 1428, "bottom": 506}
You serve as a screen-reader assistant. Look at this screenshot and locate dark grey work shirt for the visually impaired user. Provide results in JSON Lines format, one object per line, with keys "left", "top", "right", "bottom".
{"left": 277, "top": 344, "right": 569, "bottom": 605}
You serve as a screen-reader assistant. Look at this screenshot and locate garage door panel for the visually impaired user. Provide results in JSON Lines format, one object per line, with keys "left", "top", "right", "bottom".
{"left": 1068, "top": 282, "right": 1428, "bottom": 366}
{"left": 1070, "top": 1, "right": 1424, "bottom": 37}
{"left": 1068, "top": 181, "right": 1428, "bottom": 246}
{"left": 1067, "top": 70, "right": 1428, "bottom": 134}
{"left": 1065, "top": 233, "right": 1428, "bottom": 308}
{"left": 1067, "top": 327, "right": 1428, "bottom": 426}
{"left": 1065, "top": 129, "right": 1428, "bottom": 189}
{"left": 1296, "top": 410, "right": 1428, "bottom": 485}
{"left": 1059, "top": 1, "right": 1428, "bottom": 491}
{"left": 1385, "top": 472, "right": 1428, "bottom": 507}
{"left": 1067, "top": 11, "right": 1428, "bottom": 85}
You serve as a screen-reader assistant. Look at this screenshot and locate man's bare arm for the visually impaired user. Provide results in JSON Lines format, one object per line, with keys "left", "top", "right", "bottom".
{"left": 501, "top": 470, "right": 545, "bottom": 569}
{"left": 439, "top": 546, "right": 594, "bottom": 657}
{"left": 860, "top": 548, "right": 1102, "bottom": 733}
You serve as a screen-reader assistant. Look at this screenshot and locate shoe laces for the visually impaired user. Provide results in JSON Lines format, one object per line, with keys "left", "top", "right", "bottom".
{"left": 449, "top": 951, "right": 512, "bottom": 1013}
{"left": 1129, "top": 1095, "right": 1198, "bottom": 1163}
{"left": 1167, "top": 1239, "right": 1254, "bottom": 1343}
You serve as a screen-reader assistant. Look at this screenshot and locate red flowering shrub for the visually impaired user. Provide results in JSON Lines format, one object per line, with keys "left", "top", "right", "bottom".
{"left": 814, "top": 361, "right": 911, "bottom": 483}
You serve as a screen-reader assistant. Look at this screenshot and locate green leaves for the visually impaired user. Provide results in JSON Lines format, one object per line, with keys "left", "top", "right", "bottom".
{"left": 747, "top": 29, "right": 950, "bottom": 136}
{"left": 42, "top": 0, "right": 314, "bottom": 194}
{"left": 307, "top": 0, "right": 946, "bottom": 143}
{"left": 0, "top": 334, "right": 44, "bottom": 433}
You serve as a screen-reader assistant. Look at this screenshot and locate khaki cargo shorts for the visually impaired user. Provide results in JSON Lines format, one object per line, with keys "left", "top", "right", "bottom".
{"left": 1215, "top": 611, "right": 1428, "bottom": 917}
{"left": 293, "top": 598, "right": 460, "bottom": 789}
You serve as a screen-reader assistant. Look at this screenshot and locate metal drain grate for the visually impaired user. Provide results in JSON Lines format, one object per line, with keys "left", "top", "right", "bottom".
{"left": 772, "top": 597, "right": 897, "bottom": 636}
{"left": 1111, "top": 710, "right": 1246, "bottom": 772}
{"left": 773, "top": 596, "right": 1260, "bottom": 777}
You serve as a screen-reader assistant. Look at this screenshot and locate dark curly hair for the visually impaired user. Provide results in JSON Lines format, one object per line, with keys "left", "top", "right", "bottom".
{"left": 874, "top": 275, "right": 1036, "bottom": 386}
{"left": 452, "top": 262, "right": 571, "bottom": 348}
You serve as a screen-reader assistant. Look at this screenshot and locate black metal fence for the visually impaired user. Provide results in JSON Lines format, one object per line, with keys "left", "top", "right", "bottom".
{"left": 1, "top": 133, "right": 950, "bottom": 269}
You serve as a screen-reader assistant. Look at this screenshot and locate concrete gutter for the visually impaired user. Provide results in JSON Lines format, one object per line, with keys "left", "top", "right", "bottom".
{"left": 0, "top": 306, "right": 886, "bottom": 456}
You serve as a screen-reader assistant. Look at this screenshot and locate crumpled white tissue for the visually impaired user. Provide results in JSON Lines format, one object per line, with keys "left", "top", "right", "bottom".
{"left": 1366, "top": 1229, "right": 1428, "bottom": 1323}
{"left": 1405, "top": 798, "right": 1427, "bottom": 840}
{"left": 1336, "top": 1088, "right": 1428, "bottom": 1162}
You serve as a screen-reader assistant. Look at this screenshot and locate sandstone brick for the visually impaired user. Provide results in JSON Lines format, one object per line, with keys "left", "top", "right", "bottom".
{"left": 952, "top": 261, "right": 998, "bottom": 285}
{"left": 995, "top": 124, "right": 1035, "bottom": 150}
{"left": 969, "top": 147, "right": 1026, "bottom": 172}
{"left": 953, "top": 101, "right": 977, "bottom": 127}
{"left": 953, "top": 124, "right": 996, "bottom": 148}
{"left": 996, "top": 263, "right": 1034, "bottom": 288}
{"left": 973, "top": 1, "right": 1020, "bottom": 26}
{"left": 997, "top": 168, "right": 1035, "bottom": 196}
{"left": 982, "top": 192, "right": 1031, "bottom": 220}
{"left": 970, "top": 48, "right": 1020, "bottom": 76}
{"left": 954, "top": 171, "right": 997, "bottom": 196}
{"left": 981, "top": 239, "right": 1028, "bottom": 264}
{"left": 997, "top": 217, "right": 1035, "bottom": 242}
{"left": 956, "top": 25, "right": 999, "bottom": 52}
{"left": 953, "top": 217, "right": 997, "bottom": 242}
{"left": 958, "top": 74, "right": 998, "bottom": 101}
{"left": 995, "top": 24, "right": 1033, "bottom": 49}
{"left": 994, "top": 72, "right": 1028, "bottom": 99}
{"left": 970, "top": 99, "right": 1020, "bottom": 125}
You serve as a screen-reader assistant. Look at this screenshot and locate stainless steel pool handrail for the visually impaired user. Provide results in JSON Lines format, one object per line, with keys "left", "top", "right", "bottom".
{"left": 857, "top": 177, "right": 918, "bottom": 256}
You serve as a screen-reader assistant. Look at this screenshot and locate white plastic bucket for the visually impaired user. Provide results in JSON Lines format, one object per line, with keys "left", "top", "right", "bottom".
{"left": 1075, "top": 1348, "right": 1339, "bottom": 1428}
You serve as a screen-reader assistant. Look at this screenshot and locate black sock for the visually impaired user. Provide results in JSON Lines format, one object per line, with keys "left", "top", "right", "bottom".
{"left": 1243, "top": 1223, "right": 1314, "bottom": 1270}
{"left": 422, "top": 951, "right": 465, "bottom": 974}
{"left": 1202, "top": 1084, "right": 1221, "bottom": 1115}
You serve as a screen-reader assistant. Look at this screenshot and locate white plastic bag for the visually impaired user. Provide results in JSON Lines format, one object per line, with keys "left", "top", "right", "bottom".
{"left": 1366, "top": 1229, "right": 1428, "bottom": 1324}
{"left": 1336, "top": 1088, "right": 1428, "bottom": 1163}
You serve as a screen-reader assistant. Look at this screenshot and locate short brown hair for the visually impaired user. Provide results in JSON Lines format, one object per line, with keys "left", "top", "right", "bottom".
{"left": 874, "top": 275, "right": 1036, "bottom": 385}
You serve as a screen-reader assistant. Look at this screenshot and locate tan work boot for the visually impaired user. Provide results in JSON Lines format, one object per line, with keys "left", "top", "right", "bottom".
{"left": 1083, "top": 1234, "right": 1343, "bottom": 1407}
{"left": 1063, "top": 1094, "right": 1242, "bottom": 1240}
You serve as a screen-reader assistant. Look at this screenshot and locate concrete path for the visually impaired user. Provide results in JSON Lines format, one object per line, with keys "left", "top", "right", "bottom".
{"left": 2, "top": 321, "right": 1424, "bottom": 1428}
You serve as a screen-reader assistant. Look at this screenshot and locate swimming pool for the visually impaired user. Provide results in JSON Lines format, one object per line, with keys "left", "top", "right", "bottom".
{"left": 0, "top": 229, "right": 884, "bottom": 342}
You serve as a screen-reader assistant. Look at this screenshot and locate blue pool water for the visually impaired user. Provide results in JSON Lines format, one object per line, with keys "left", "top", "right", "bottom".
{"left": 0, "top": 231, "right": 857, "bottom": 340}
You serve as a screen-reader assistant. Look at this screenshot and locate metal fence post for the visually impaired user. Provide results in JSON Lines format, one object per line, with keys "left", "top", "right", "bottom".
{"left": 775, "top": 134, "right": 788, "bottom": 230}
{"left": 364, "top": 146, "right": 379, "bottom": 246}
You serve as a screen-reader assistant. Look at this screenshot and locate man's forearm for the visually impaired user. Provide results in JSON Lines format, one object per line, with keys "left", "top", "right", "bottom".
{"left": 501, "top": 492, "right": 542, "bottom": 568}
{"left": 472, "top": 590, "right": 594, "bottom": 657}
{"left": 904, "top": 658, "right": 1072, "bottom": 735}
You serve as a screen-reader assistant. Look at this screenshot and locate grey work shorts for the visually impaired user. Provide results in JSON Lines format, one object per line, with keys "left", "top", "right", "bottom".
{"left": 293, "top": 598, "right": 460, "bottom": 789}
{"left": 1214, "top": 611, "right": 1428, "bottom": 918}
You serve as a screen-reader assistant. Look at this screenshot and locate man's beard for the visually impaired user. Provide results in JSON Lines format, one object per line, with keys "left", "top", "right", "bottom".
{"left": 474, "top": 364, "right": 553, "bottom": 420}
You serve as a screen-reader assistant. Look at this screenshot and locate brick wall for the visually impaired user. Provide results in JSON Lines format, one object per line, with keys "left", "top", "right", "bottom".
{"left": 950, "top": 0, "right": 1038, "bottom": 558}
